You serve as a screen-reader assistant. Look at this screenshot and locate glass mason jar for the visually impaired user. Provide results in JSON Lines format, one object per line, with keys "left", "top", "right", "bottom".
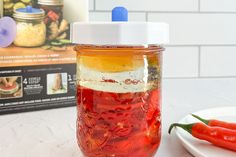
{"left": 38, "top": 0, "right": 63, "bottom": 22}
{"left": 72, "top": 19, "right": 169, "bottom": 157}
{"left": 75, "top": 45, "right": 163, "bottom": 157}
{"left": 13, "top": 6, "right": 46, "bottom": 47}
{"left": 38, "top": 0, "right": 64, "bottom": 41}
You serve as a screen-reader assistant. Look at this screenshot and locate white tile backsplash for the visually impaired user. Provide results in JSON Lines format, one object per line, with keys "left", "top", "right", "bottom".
{"left": 148, "top": 13, "right": 236, "bottom": 45}
{"left": 89, "top": 0, "right": 94, "bottom": 11}
{"left": 163, "top": 47, "right": 199, "bottom": 78}
{"left": 201, "top": 0, "right": 236, "bottom": 12}
{"left": 201, "top": 47, "right": 236, "bottom": 77}
{"left": 89, "top": 0, "right": 236, "bottom": 78}
{"left": 95, "top": 0, "right": 199, "bottom": 12}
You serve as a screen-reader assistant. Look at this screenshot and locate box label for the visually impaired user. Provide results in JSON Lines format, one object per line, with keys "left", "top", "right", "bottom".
{"left": 0, "top": 64, "right": 76, "bottom": 114}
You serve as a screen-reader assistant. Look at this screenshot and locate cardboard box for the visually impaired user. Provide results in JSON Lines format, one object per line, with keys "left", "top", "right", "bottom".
{"left": 0, "top": 0, "right": 88, "bottom": 114}
{"left": 0, "top": 47, "right": 76, "bottom": 114}
{"left": 0, "top": 1, "right": 3, "bottom": 17}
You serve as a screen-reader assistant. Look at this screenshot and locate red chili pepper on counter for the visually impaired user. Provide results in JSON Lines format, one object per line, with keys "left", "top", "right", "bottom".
{"left": 169, "top": 123, "right": 236, "bottom": 151}
{"left": 192, "top": 114, "right": 236, "bottom": 130}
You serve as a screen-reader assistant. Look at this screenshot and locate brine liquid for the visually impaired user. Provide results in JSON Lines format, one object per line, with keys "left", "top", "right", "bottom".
{"left": 77, "top": 86, "right": 161, "bottom": 157}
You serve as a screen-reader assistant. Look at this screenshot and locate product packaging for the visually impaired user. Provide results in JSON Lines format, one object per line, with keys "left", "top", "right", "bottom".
{"left": 0, "top": 0, "right": 88, "bottom": 114}
{"left": 0, "top": 1, "right": 3, "bottom": 17}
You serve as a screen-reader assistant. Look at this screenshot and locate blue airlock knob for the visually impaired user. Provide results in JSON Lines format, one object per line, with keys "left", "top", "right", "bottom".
{"left": 112, "top": 7, "right": 128, "bottom": 22}
{"left": 26, "top": 6, "right": 33, "bottom": 12}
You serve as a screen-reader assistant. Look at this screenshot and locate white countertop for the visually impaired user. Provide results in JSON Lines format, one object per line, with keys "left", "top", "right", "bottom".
{"left": 1, "top": 78, "right": 236, "bottom": 157}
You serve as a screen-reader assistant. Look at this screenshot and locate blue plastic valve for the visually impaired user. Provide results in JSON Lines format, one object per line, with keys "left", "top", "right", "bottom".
{"left": 17, "top": 6, "right": 42, "bottom": 13}
{"left": 26, "top": 6, "right": 33, "bottom": 13}
{"left": 112, "top": 7, "right": 128, "bottom": 22}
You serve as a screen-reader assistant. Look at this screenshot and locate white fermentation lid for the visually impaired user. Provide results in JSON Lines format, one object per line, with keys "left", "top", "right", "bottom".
{"left": 71, "top": 7, "right": 169, "bottom": 45}
{"left": 71, "top": 22, "right": 169, "bottom": 45}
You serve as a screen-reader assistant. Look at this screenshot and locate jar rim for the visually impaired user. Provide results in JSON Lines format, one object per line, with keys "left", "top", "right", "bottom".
{"left": 75, "top": 44, "right": 164, "bottom": 55}
{"left": 13, "top": 9, "right": 45, "bottom": 21}
{"left": 38, "top": 0, "right": 64, "bottom": 6}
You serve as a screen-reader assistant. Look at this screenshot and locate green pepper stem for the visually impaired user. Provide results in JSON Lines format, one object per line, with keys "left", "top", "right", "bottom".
{"left": 192, "top": 114, "right": 209, "bottom": 125}
{"left": 168, "top": 123, "right": 194, "bottom": 134}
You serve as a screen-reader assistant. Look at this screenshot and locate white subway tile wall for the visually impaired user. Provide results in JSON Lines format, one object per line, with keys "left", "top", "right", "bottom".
{"left": 163, "top": 47, "right": 199, "bottom": 78}
{"left": 89, "top": 0, "right": 236, "bottom": 78}
{"left": 89, "top": 0, "right": 94, "bottom": 10}
{"left": 95, "top": 0, "right": 199, "bottom": 12}
{"left": 201, "top": 0, "right": 236, "bottom": 12}
{"left": 200, "top": 47, "right": 236, "bottom": 77}
{"left": 148, "top": 13, "right": 236, "bottom": 45}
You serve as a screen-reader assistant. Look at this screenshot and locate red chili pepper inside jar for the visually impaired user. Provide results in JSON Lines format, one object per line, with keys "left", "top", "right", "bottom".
{"left": 71, "top": 7, "right": 169, "bottom": 157}
{"left": 38, "top": 0, "right": 67, "bottom": 41}
{"left": 38, "top": 0, "right": 63, "bottom": 23}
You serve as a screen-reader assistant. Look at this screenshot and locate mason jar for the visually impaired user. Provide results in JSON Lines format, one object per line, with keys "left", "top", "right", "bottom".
{"left": 13, "top": 6, "right": 46, "bottom": 47}
{"left": 38, "top": 0, "right": 63, "bottom": 22}
{"left": 71, "top": 8, "right": 169, "bottom": 156}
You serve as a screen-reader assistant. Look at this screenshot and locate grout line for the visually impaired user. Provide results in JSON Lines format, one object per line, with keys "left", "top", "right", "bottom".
{"left": 90, "top": 10, "right": 146, "bottom": 13}
{"left": 94, "top": 0, "right": 96, "bottom": 10}
{"left": 166, "top": 45, "right": 199, "bottom": 47}
{"left": 198, "top": 0, "right": 201, "bottom": 12}
{"left": 92, "top": 10, "right": 150, "bottom": 13}
{"left": 198, "top": 46, "right": 201, "bottom": 77}
{"left": 201, "top": 76, "right": 236, "bottom": 78}
{"left": 164, "top": 77, "right": 199, "bottom": 79}
{"left": 145, "top": 12, "right": 148, "bottom": 21}
{"left": 91, "top": 10, "right": 236, "bottom": 14}
{"left": 165, "top": 44, "right": 236, "bottom": 47}
{"left": 164, "top": 76, "right": 236, "bottom": 80}
{"left": 147, "top": 11, "right": 236, "bottom": 14}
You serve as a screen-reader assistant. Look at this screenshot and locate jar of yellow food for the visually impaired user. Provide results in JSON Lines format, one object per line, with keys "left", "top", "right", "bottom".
{"left": 13, "top": 6, "right": 46, "bottom": 47}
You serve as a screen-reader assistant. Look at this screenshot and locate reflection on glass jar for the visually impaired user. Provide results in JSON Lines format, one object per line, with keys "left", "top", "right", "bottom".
{"left": 13, "top": 6, "right": 46, "bottom": 47}
{"left": 75, "top": 45, "right": 163, "bottom": 157}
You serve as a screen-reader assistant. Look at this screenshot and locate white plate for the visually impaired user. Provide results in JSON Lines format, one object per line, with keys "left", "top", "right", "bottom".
{"left": 175, "top": 107, "right": 236, "bottom": 157}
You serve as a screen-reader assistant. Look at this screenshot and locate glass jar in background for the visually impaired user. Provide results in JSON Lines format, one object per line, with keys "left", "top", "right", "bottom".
{"left": 72, "top": 7, "right": 169, "bottom": 157}
{"left": 38, "top": 0, "right": 63, "bottom": 23}
{"left": 13, "top": 6, "right": 46, "bottom": 47}
{"left": 38, "top": 0, "right": 69, "bottom": 42}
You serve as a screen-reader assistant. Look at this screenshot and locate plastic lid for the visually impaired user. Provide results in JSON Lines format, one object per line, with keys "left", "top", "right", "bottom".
{"left": 0, "top": 17, "right": 17, "bottom": 48}
{"left": 13, "top": 6, "right": 45, "bottom": 20}
{"left": 17, "top": 6, "right": 42, "bottom": 13}
{"left": 71, "top": 7, "right": 169, "bottom": 45}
